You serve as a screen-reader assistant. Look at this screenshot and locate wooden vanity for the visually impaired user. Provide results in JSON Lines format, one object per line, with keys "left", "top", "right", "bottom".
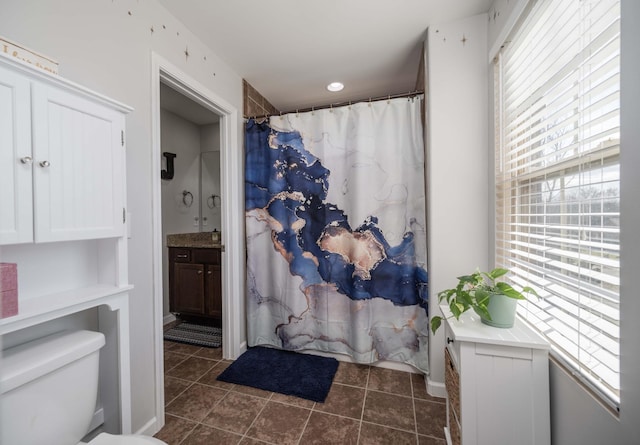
{"left": 167, "top": 233, "right": 223, "bottom": 321}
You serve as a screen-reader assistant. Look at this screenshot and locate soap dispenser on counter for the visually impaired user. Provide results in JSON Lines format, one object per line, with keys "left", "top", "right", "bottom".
{"left": 211, "top": 229, "right": 221, "bottom": 243}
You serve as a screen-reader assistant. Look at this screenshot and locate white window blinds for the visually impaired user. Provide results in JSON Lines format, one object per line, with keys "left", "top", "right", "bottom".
{"left": 495, "top": 0, "right": 620, "bottom": 407}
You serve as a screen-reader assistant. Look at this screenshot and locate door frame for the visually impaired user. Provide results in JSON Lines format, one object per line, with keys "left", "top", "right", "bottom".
{"left": 150, "top": 53, "right": 245, "bottom": 430}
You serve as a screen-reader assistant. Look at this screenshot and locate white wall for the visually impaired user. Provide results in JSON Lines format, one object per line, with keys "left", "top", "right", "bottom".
{"left": 426, "top": 13, "right": 489, "bottom": 388}
{"left": 200, "top": 123, "right": 222, "bottom": 232}
{"left": 487, "top": 0, "right": 640, "bottom": 443}
{"left": 160, "top": 109, "right": 202, "bottom": 236}
{"left": 0, "top": 0, "right": 243, "bottom": 434}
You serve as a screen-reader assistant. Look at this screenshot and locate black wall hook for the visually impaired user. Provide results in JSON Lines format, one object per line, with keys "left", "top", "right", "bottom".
{"left": 161, "top": 152, "right": 176, "bottom": 180}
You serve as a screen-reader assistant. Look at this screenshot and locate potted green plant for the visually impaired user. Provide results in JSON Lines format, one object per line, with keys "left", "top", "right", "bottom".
{"left": 430, "top": 267, "right": 538, "bottom": 334}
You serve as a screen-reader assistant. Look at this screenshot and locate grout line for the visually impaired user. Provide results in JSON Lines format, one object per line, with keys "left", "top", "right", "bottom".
{"left": 295, "top": 404, "right": 315, "bottom": 445}
{"left": 164, "top": 380, "right": 195, "bottom": 407}
{"left": 238, "top": 390, "right": 274, "bottom": 443}
{"left": 359, "top": 419, "right": 421, "bottom": 435}
{"left": 356, "top": 364, "right": 371, "bottom": 444}
{"left": 411, "top": 373, "right": 419, "bottom": 444}
{"left": 163, "top": 413, "right": 200, "bottom": 445}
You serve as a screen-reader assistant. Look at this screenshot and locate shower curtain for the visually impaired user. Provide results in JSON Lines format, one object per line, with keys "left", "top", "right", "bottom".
{"left": 245, "top": 96, "right": 429, "bottom": 372}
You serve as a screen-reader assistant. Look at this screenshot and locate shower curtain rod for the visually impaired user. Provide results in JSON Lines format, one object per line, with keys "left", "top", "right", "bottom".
{"left": 247, "top": 89, "right": 424, "bottom": 121}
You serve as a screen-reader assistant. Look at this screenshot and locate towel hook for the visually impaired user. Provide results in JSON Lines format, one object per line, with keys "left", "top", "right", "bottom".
{"left": 182, "top": 190, "right": 193, "bottom": 207}
{"left": 207, "top": 194, "right": 221, "bottom": 209}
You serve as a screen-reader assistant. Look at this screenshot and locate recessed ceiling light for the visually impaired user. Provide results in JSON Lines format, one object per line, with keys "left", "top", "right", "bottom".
{"left": 327, "top": 82, "right": 344, "bottom": 92}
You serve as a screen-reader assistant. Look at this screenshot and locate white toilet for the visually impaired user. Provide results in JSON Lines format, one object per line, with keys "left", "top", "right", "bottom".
{"left": 0, "top": 330, "right": 167, "bottom": 445}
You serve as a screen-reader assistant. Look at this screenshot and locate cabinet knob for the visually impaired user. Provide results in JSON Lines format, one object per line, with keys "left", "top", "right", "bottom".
{"left": 197, "top": 270, "right": 203, "bottom": 274}
{"left": 20, "top": 156, "right": 33, "bottom": 165}
{"left": 39, "top": 160, "right": 50, "bottom": 168}
{"left": 207, "top": 271, "right": 212, "bottom": 275}
{"left": 447, "top": 337, "right": 454, "bottom": 345}
{"left": 176, "top": 254, "right": 188, "bottom": 258}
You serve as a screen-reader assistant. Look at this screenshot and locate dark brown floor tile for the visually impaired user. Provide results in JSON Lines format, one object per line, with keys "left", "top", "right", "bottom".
{"left": 164, "top": 341, "right": 178, "bottom": 353}
{"left": 164, "top": 351, "right": 188, "bottom": 372}
{"left": 231, "top": 383, "right": 274, "bottom": 399}
{"left": 202, "top": 391, "right": 268, "bottom": 435}
{"left": 418, "top": 434, "right": 446, "bottom": 445}
{"left": 194, "top": 346, "right": 223, "bottom": 360}
{"left": 270, "top": 391, "right": 316, "bottom": 409}
{"left": 153, "top": 413, "right": 197, "bottom": 444}
{"left": 363, "top": 390, "right": 415, "bottom": 432}
{"left": 164, "top": 376, "right": 191, "bottom": 404}
{"left": 167, "top": 341, "right": 206, "bottom": 356}
{"left": 181, "top": 423, "right": 243, "bottom": 445}
{"left": 167, "top": 356, "right": 217, "bottom": 382}
{"left": 314, "top": 383, "right": 365, "bottom": 419}
{"left": 239, "top": 438, "right": 270, "bottom": 445}
{"left": 165, "top": 383, "right": 227, "bottom": 422}
{"left": 359, "top": 422, "right": 417, "bottom": 445}
{"left": 333, "top": 361, "right": 370, "bottom": 387}
{"left": 246, "top": 401, "right": 311, "bottom": 445}
{"left": 414, "top": 399, "right": 446, "bottom": 439}
{"left": 163, "top": 320, "right": 180, "bottom": 332}
{"left": 368, "top": 367, "right": 412, "bottom": 396}
{"left": 198, "top": 360, "right": 235, "bottom": 390}
{"left": 411, "top": 373, "right": 445, "bottom": 403}
{"left": 299, "top": 411, "right": 359, "bottom": 445}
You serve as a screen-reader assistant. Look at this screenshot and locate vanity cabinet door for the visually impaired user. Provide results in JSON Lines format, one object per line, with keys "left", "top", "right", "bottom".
{"left": 168, "top": 247, "right": 222, "bottom": 320}
{"left": 172, "top": 262, "right": 205, "bottom": 315}
{"left": 205, "top": 264, "right": 222, "bottom": 318}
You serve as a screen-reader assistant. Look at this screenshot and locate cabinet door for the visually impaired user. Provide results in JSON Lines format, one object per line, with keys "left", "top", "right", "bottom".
{"left": 0, "top": 65, "right": 33, "bottom": 244}
{"left": 31, "top": 83, "right": 125, "bottom": 242}
{"left": 172, "top": 262, "right": 206, "bottom": 314}
{"left": 205, "top": 264, "right": 222, "bottom": 318}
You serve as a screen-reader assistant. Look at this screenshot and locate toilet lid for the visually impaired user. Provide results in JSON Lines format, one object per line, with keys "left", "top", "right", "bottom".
{"left": 84, "top": 432, "right": 167, "bottom": 445}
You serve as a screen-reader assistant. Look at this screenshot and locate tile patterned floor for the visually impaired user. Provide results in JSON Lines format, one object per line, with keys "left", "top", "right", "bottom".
{"left": 155, "top": 341, "right": 446, "bottom": 445}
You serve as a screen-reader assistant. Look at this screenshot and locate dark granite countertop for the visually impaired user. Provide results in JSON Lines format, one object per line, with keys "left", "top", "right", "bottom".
{"left": 166, "top": 232, "right": 223, "bottom": 249}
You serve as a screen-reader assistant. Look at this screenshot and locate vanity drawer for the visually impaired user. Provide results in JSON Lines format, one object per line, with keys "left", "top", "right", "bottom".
{"left": 170, "top": 248, "right": 191, "bottom": 263}
{"left": 192, "top": 248, "right": 220, "bottom": 265}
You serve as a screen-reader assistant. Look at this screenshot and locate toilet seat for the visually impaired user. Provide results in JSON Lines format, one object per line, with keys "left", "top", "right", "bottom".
{"left": 84, "top": 432, "right": 167, "bottom": 445}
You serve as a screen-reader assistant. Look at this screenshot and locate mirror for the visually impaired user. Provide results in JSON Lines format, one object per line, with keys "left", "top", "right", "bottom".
{"left": 200, "top": 151, "right": 221, "bottom": 232}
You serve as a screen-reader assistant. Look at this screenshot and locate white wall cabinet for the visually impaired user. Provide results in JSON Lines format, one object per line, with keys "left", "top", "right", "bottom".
{"left": 0, "top": 63, "right": 32, "bottom": 244}
{"left": 0, "top": 57, "right": 126, "bottom": 245}
{"left": 441, "top": 305, "right": 551, "bottom": 445}
{"left": 0, "top": 53, "right": 133, "bottom": 435}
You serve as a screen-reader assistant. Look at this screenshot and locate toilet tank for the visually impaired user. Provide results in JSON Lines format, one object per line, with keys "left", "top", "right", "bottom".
{"left": 0, "top": 330, "right": 106, "bottom": 445}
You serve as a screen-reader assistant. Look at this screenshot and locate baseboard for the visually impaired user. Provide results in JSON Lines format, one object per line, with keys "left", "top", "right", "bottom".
{"left": 163, "top": 313, "right": 176, "bottom": 326}
{"left": 136, "top": 416, "right": 162, "bottom": 437}
{"left": 427, "top": 378, "right": 446, "bottom": 398}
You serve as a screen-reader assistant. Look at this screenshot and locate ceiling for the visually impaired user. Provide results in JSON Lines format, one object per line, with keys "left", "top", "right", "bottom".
{"left": 160, "top": 82, "right": 220, "bottom": 125}
{"left": 157, "top": 0, "right": 493, "bottom": 112}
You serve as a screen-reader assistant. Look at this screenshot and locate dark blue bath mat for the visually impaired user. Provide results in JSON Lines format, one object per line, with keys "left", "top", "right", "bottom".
{"left": 217, "top": 346, "right": 339, "bottom": 402}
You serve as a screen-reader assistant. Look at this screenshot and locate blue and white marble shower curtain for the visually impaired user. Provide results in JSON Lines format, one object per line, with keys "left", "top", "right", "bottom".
{"left": 245, "top": 96, "right": 429, "bottom": 372}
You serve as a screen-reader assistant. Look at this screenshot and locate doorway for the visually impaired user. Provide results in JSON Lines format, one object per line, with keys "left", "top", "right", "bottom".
{"left": 159, "top": 82, "right": 221, "bottom": 328}
{"left": 150, "top": 53, "right": 245, "bottom": 433}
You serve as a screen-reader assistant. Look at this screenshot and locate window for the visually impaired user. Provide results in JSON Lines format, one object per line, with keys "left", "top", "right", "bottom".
{"left": 495, "top": 0, "right": 620, "bottom": 408}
